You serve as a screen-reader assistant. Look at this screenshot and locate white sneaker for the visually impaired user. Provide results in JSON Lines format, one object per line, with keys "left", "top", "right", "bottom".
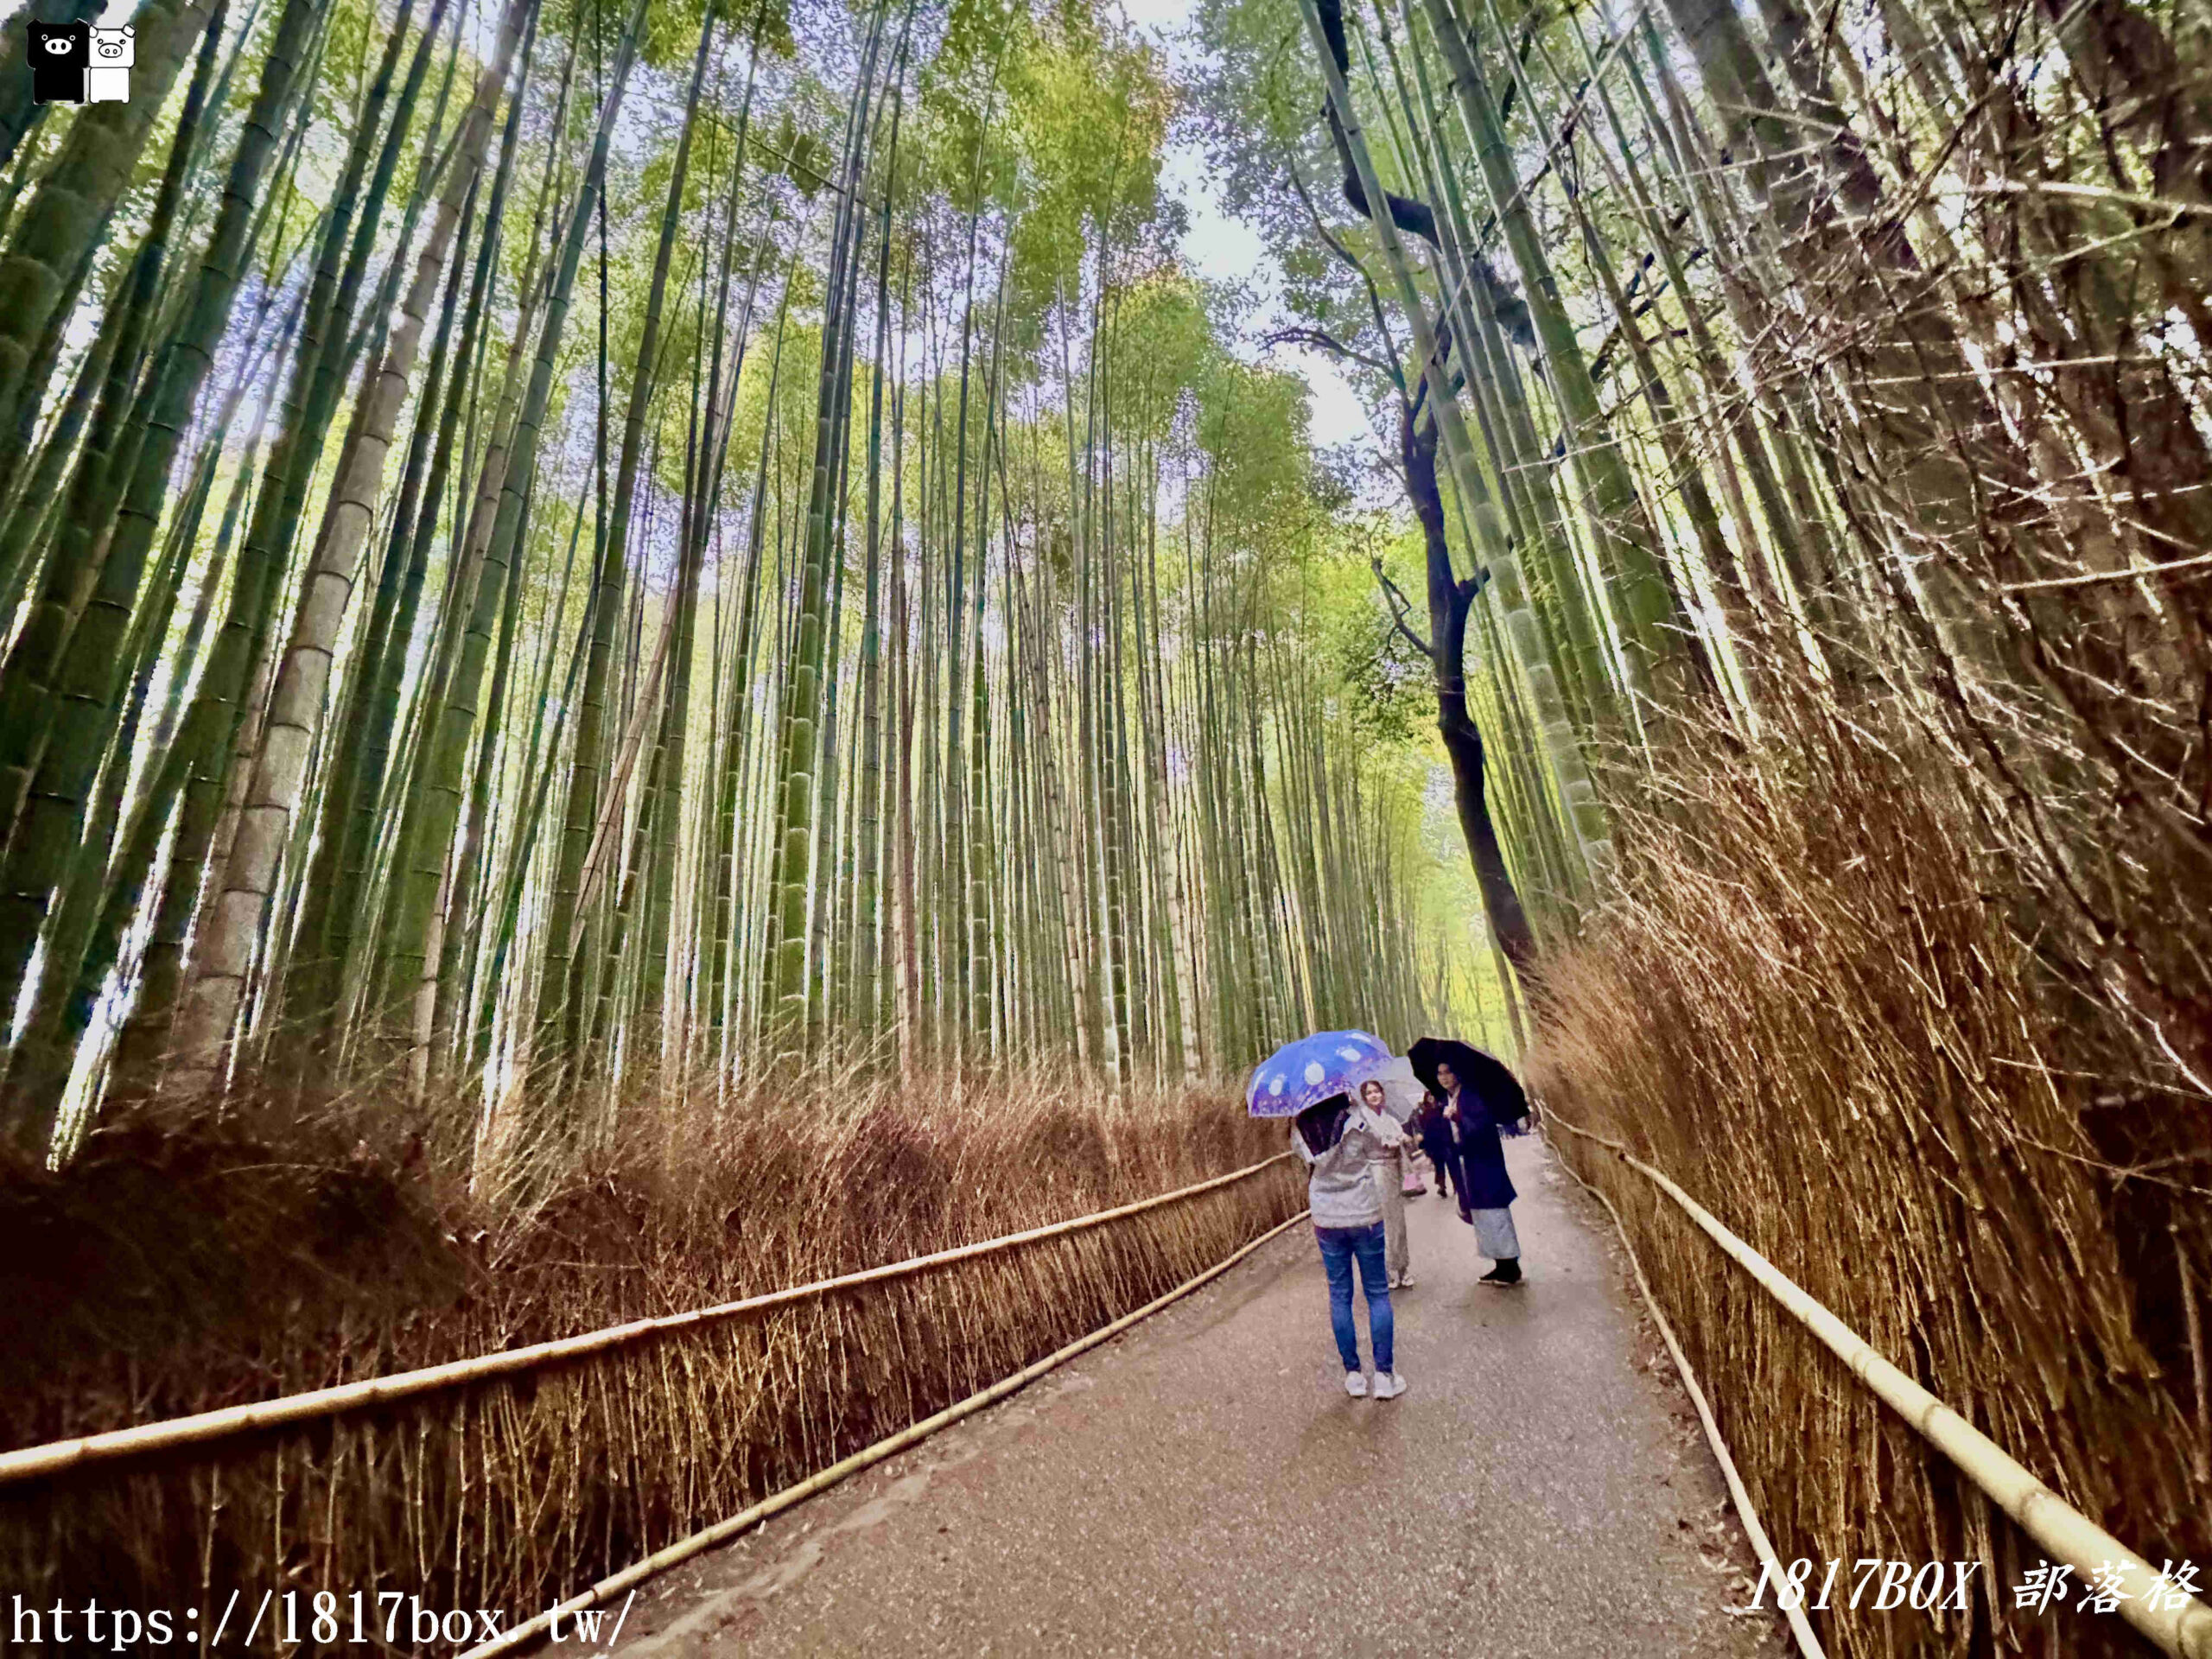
{"left": 1397, "top": 1273, "right": 1417, "bottom": 1288}
{"left": 1372, "top": 1372, "right": 1408, "bottom": 1401}
{"left": 1344, "top": 1371, "right": 1368, "bottom": 1397}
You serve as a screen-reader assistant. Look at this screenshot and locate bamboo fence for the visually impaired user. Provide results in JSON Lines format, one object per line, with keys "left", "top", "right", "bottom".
{"left": 0, "top": 1150, "right": 1304, "bottom": 1641}
{"left": 1548, "top": 1114, "right": 2212, "bottom": 1659}
{"left": 461, "top": 1208, "right": 1313, "bottom": 1658}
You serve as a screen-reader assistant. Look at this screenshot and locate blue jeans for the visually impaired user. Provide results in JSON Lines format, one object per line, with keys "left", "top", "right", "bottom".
{"left": 1315, "top": 1222, "right": 1394, "bottom": 1373}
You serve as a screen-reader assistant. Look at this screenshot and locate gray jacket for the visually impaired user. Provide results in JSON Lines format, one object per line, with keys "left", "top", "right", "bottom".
{"left": 1293, "top": 1107, "right": 1405, "bottom": 1230}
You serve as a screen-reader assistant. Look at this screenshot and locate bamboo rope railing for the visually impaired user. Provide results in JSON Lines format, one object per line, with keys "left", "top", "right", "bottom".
{"left": 0, "top": 1151, "right": 1295, "bottom": 1487}
{"left": 1545, "top": 1111, "right": 2212, "bottom": 1659}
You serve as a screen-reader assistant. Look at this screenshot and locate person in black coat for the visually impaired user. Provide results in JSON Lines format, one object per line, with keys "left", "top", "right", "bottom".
{"left": 1434, "top": 1052, "right": 1528, "bottom": 1287}
{"left": 1414, "top": 1094, "right": 1457, "bottom": 1204}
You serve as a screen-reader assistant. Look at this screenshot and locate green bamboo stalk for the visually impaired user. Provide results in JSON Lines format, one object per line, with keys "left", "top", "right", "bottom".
{"left": 16, "top": 0, "right": 330, "bottom": 1125}
{"left": 766, "top": 0, "right": 893, "bottom": 1054}
{"left": 1295, "top": 0, "right": 1609, "bottom": 878}
{"left": 1418, "top": 0, "right": 1707, "bottom": 716}
{"left": 169, "top": 0, "right": 522, "bottom": 1095}
{"left": 0, "top": 0, "right": 220, "bottom": 455}
{"left": 385, "top": 0, "right": 652, "bottom": 1114}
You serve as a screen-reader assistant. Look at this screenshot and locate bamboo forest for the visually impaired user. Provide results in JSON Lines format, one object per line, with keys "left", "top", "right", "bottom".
{"left": 1, "top": 0, "right": 2209, "bottom": 1645}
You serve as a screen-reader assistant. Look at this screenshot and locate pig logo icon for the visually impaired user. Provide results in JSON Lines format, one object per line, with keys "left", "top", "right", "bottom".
{"left": 86, "top": 24, "right": 132, "bottom": 103}
{"left": 28, "top": 21, "right": 89, "bottom": 105}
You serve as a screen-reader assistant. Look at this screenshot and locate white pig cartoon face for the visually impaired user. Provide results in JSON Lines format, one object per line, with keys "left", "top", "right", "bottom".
{"left": 86, "top": 25, "right": 132, "bottom": 101}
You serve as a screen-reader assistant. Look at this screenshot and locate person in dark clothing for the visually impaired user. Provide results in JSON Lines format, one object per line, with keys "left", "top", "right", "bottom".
{"left": 1435, "top": 1054, "right": 1527, "bottom": 1287}
{"left": 1414, "top": 1094, "right": 1457, "bottom": 1203}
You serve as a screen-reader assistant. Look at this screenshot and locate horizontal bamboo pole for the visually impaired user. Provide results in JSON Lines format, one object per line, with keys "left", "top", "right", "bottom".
{"left": 1546, "top": 1112, "right": 2212, "bottom": 1659}
{"left": 0, "top": 1152, "right": 1295, "bottom": 1487}
{"left": 460, "top": 1208, "right": 1313, "bottom": 1659}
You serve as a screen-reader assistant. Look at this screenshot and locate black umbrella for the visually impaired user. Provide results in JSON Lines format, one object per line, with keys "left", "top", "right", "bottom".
{"left": 1407, "top": 1037, "right": 1529, "bottom": 1125}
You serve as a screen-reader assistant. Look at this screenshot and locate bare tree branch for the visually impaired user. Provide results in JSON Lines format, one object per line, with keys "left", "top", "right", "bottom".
{"left": 1372, "top": 556, "right": 1437, "bottom": 659}
{"left": 1286, "top": 143, "right": 1408, "bottom": 397}
{"left": 1261, "top": 324, "right": 1395, "bottom": 378}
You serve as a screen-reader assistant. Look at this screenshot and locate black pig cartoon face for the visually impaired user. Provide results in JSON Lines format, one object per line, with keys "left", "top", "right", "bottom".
{"left": 29, "top": 22, "right": 90, "bottom": 104}
{"left": 30, "top": 22, "right": 87, "bottom": 63}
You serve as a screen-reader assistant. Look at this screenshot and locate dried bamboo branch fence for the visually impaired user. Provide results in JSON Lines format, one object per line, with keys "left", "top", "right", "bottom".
{"left": 1547, "top": 1113, "right": 2212, "bottom": 1659}
{"left": 463, "top": 1208, "right": 1313, "bottom": 1659}
{"left": 0, "top": 1150, "right": 1303, "bottom": 1643}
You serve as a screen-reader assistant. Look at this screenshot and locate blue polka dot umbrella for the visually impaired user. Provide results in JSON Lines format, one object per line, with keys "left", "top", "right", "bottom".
{"left": 1246, "top": 1030, "right": 1395, "bottom": 1118}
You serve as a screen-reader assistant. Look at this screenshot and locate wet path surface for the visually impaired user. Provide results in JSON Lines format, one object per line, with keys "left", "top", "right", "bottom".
{"left": 611, "top": 1133, "right": 1788, "bottom": 1658}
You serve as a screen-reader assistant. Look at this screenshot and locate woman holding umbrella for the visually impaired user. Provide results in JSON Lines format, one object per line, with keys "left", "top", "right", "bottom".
{"left": 1409, "top": 1038, "right": 1530, "bottom": 1287}
{"left": 1358, "top": 1077, "right": 1417, "bottom": 1289}
{"left": 1249, "top": 1032, "right": 1409, "bottom": 1399}
{"left": 1344, "top": 1056, "right": 1427, "bottom": 1287}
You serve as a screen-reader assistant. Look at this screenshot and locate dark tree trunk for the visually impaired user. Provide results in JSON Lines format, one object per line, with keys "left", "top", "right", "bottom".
{"left": 1402, "top": 401, "right": 1538, "bottom": 980}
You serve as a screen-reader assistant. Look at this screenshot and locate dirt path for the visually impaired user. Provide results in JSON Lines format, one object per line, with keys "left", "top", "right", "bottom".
{"left": 607, "top": 1132, "right": 1789, "bottom": 1658}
